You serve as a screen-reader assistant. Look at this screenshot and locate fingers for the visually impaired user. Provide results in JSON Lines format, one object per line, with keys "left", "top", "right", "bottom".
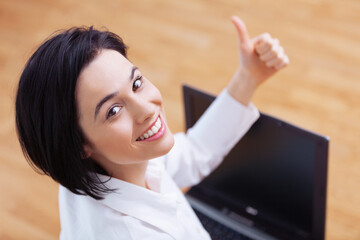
{"left": 254, "top": 33, "right": 289, "bottom": 70}
{"left": 254, "top": 33, "right": 273, "bottom": 54}
{"left": 231, "top": 16, "right": 251, "bottom": 47}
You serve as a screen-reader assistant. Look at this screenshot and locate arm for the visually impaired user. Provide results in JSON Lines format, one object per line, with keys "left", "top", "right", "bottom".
{"left": 165, "top": 89, "right": 260, "bottom": 188}
{"left": 164, "top": 16, "right": 289, "bottom": 188}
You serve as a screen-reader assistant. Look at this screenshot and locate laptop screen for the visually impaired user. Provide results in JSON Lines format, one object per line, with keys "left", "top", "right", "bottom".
{"left": 183, "top": 85, "right": 328, "bottom": 240}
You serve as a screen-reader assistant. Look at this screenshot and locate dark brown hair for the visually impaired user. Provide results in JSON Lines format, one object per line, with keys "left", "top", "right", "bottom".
{"left": 15, "top": 26, "right": 127, "bottom": 200}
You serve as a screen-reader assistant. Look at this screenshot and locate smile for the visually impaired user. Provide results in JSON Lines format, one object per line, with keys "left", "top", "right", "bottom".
{"left": 136, "top": 116, "right": 165, "bottom": 142}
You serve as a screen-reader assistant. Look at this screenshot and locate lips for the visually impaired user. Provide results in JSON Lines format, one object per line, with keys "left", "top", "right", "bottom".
{"left": 136, "top": 115, "right": 163, "bottom": 141}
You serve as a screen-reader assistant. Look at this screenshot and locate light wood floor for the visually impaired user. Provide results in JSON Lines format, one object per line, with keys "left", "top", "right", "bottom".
{"left": 0, "top": 0, "right": 359, "bottom": 239}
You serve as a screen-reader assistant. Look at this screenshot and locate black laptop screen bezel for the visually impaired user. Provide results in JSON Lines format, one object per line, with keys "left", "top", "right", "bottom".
{"left": 182, "top": 84, "right": 328, "bottom": 240}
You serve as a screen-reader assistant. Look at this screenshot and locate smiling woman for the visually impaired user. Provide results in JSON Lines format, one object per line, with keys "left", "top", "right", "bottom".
{"left": 15, "top": 17, "right": 289, "bottom": 239}
{"left": 76, "top": 49, "right": 175, "bottom": 185}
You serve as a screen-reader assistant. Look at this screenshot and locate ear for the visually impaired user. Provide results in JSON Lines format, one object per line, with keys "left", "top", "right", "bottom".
{"left": 83, "top": 144, "right": 94, "bottom": 159}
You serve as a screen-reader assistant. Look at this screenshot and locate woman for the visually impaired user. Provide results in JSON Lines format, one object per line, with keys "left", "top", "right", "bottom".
{"left": 15, "top": 16, "right": 289, "bottom": 239}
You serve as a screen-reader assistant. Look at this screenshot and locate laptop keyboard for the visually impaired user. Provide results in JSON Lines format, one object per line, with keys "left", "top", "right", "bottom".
{"left": 194, "top": 209, "right": 254, "bottom": 240}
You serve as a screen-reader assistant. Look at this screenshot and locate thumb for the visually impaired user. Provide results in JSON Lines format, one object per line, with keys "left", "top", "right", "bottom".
{"left": 231, "top": 16, "right": 251, "bottom": 47}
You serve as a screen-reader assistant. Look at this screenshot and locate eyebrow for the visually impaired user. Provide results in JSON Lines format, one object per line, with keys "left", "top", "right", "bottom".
{"left": 94, "top": 66, "right": 138, "bottom": 120}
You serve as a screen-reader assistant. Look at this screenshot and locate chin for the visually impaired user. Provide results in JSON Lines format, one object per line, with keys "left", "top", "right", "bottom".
{"left": 153, "top": 129, "right": 175, "bottom": 158}
{"left": 160, "top": 130, "right": 175, "bottom": 155}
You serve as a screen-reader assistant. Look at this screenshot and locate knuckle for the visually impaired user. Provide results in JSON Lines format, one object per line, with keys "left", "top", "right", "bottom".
{"left": 266, "top": 58, "right": 276, "bottom": 66}
{"left": 265, "top": 40, "right": 272, "bottom": 48}
{"left": 263, "top": 32, "right": 272, "bottom": 39}
{"left": 260, "top": 33, "right": 272, "bottom": 45}
{"left": 271, "top": 45, "right": 279, "bottom": 56}
{"left": 265, "top": 51, "right": 274, "bottom": 60}
{"left": 284, "top": 55, "right": 290, "bottom": 64}
{"left": 260, "top": 54, "right": 267, "bottom": 61}
{"left": 279, "top": 46, "right": 284, "bottom": 54}
{"left": 255, "top": 44, "right": 263, "bottom": 52}
{"left": 278, "top": 49, "right": 285, "bottom": 58}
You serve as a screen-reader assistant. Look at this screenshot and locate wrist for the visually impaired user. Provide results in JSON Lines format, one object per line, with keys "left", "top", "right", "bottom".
{"left": 226, "top": 68, "right": 257, "bottom": 106}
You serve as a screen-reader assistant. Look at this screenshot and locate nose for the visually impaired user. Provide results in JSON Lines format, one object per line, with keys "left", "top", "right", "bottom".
{"left": 128, "top": 95, "right": 156, "bottom": 125}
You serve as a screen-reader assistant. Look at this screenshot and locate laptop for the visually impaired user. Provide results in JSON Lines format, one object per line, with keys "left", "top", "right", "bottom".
{"left": 182, "top": 84, "right": 329, "bottom": 240}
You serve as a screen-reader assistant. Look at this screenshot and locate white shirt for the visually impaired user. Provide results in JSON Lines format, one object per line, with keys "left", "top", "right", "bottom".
{"left": 59, "top": 89, "right": 260, "bottom": 240}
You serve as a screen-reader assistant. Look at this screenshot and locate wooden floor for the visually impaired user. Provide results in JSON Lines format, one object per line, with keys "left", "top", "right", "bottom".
{"left": 0, "top": 0, "right": 359, "bottom": 239}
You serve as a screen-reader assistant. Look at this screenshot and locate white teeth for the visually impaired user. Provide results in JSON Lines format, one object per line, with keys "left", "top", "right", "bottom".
{"left": 138, "top": 117, "right": 162, "bottom": 141}
{"left": 151, "top": 125, "right": 159, "bottom": 133}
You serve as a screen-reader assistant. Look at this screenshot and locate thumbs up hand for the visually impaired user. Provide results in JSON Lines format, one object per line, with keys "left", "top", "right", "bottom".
{"left": 226, "top": 16, "right": 289, "bottom": 106}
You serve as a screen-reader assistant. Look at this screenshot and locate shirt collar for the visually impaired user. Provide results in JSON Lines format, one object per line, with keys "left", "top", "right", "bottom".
{"left": 98, "top": 158, "right": 181, "bottom": 239}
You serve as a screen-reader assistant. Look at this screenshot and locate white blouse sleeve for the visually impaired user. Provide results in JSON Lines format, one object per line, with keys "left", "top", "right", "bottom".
{"left": 164, "top": 89, "right": 260, "bottom": 189}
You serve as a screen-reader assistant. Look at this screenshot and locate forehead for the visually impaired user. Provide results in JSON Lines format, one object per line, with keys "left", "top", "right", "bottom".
{"left": 77, "top": 49, "right": 132, "bottom": 92}
{"left": 76, "top": 49, "right": 132, "bottom": 116}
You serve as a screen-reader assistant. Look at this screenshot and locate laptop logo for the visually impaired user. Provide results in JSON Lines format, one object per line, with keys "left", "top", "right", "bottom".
{"left": 246, "top": 206, "right": 258, "bottom": 216}
{"left": 222, "top": 208, "right": 254, "bottom": 226}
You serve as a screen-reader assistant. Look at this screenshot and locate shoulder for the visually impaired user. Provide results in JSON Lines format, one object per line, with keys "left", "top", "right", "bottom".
{"left": 58, "top": 185, "right": 132, "bottom": 240}
{"left": 58, "top": 185, "right": 176, "bottom": 240}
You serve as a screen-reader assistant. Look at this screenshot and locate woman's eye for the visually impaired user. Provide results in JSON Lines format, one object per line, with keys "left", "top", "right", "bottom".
{"left": 133, "top": 76, "right": 143, "bottom": 91}
{"left": 106, "top": 105, "right": 121, "bottom": 119}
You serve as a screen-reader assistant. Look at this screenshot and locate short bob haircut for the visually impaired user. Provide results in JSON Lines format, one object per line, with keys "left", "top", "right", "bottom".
{"left": 15, "top": 26, "right": 127, "bottom": 200}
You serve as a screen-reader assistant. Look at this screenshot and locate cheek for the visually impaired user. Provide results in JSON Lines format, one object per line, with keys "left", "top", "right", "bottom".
{"left": 85, "top": 120, "right": 133, "bottom": 158}
{"left": 97, "top": 124, "right": 132, "bottom": 148}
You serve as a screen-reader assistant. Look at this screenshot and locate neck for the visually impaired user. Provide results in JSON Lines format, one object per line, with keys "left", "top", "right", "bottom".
{"left": 104, "top": 161, "right": 149, "bottom": 188}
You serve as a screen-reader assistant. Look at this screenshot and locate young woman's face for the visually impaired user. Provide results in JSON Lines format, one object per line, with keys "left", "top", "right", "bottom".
{"left": 76, "top": 49, "right": 174, "bottom": 171}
